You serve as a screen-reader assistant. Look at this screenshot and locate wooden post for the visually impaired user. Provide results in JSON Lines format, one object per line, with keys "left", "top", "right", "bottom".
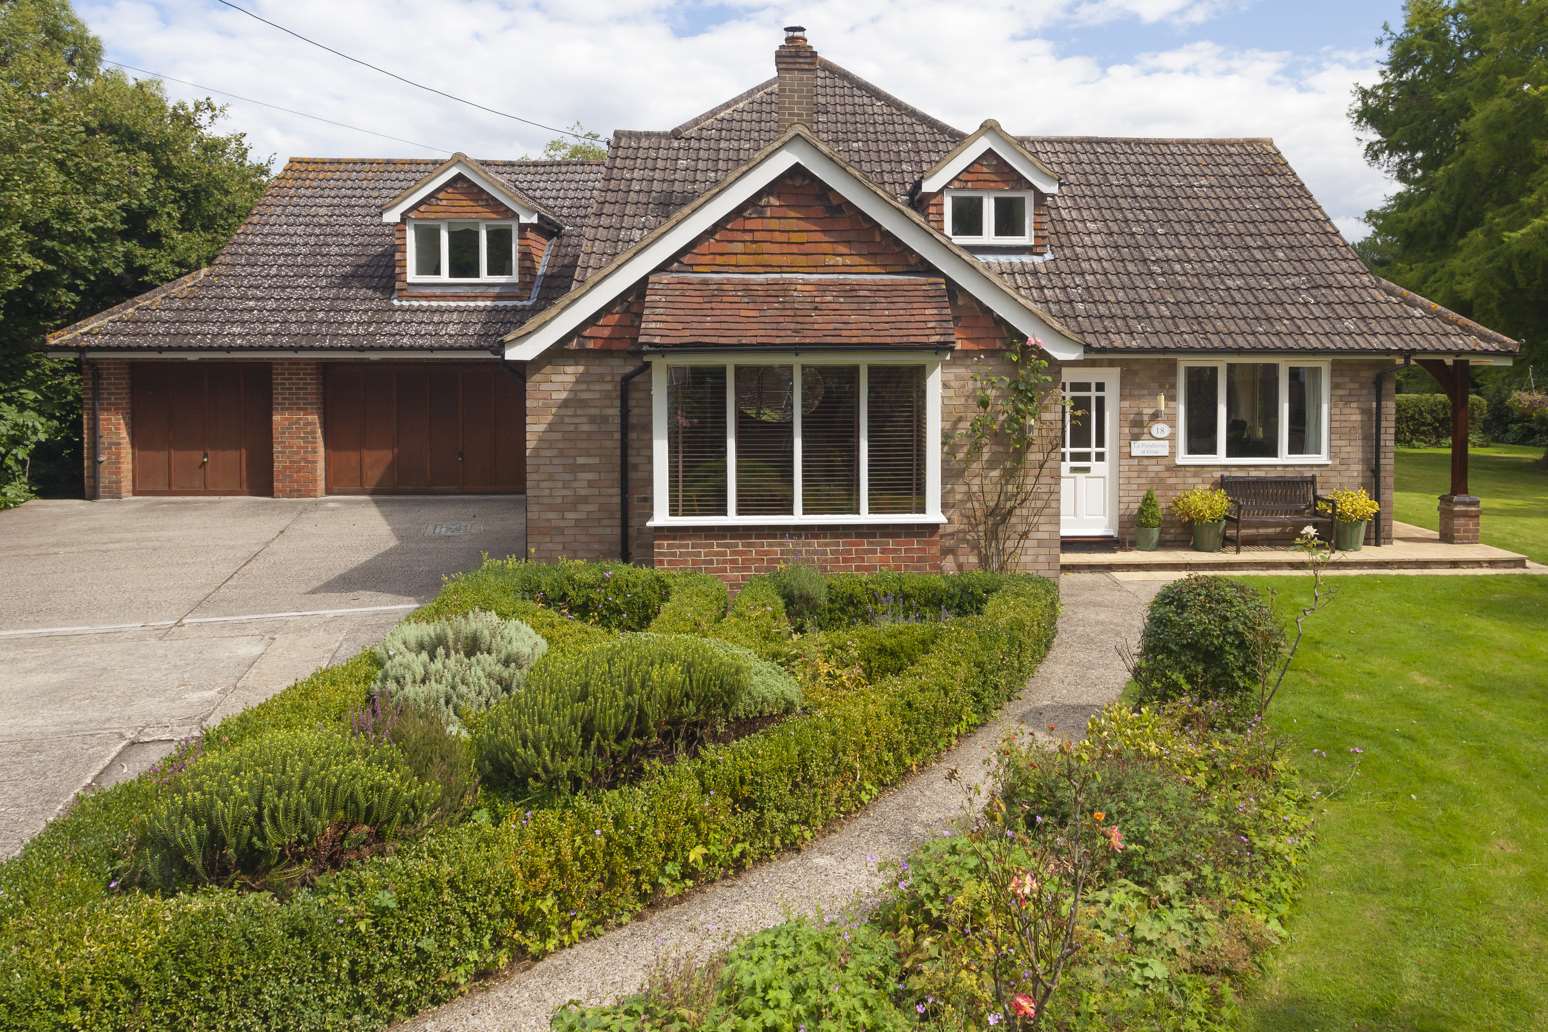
{"left": 1449, "top": 359, "right": 1470, "bottom": 497}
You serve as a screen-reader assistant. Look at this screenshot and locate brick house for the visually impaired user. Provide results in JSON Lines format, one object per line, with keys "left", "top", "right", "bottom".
{"left": 50, "top": 28, "right": 1518, "bottom": 582}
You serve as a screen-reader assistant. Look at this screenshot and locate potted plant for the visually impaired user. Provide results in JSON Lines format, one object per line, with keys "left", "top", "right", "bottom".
{"left": 1135, "top": 488, "right": 1163, "bottom": 551}
{"left": 1171, "top": 486, "right": 1230, "bottom": 552}
{"left": 1319, "top": 486, "right": 1380, "bottom": 551}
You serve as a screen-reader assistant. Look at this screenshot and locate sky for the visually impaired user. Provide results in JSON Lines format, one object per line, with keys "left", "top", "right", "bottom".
{"left": 78, "top": 0, "right": 1410, "bottom": 241}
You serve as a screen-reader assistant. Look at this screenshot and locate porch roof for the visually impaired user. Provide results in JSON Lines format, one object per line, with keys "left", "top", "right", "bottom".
{"left": 638, "top": 273, "right": 954, "bottom": 349}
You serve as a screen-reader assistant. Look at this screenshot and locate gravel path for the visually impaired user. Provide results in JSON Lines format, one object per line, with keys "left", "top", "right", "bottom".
{"left": 400, "top": 572, "right": 1159, "bottom": 1032}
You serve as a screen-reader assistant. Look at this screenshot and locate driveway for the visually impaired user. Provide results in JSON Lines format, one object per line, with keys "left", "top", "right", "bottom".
{"left": 0, "top": 496, "right": 526, "bottom": 857}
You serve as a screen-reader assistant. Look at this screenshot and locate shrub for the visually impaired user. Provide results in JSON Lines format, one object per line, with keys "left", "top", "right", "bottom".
{"left": 769, "top": 563, "right": 829, "bottom": 629}
{"left": 1395, "top": 392, "right": 1489, "bottom": 447}
{"left": 711, "top": 576, "right": 794, "bottom": 656}
{"left": 1318, "top": 486, "right": 1380, "bottom": 524}
{"left": 354, "top": 698, "right": 479, "bottom": 822}
{"left": 1129, "top": 576, "right": 1285, "bottom": 720}
{"left": 818, "top": 571, "right": 1007, "bottom": 628}
{"left": 648, "top": 571, "right": 729, "bottom": 634}
{"left": 474, "top": 633, "right": 750, "bottom": 797}
{"left": 701, "top": 638, "right": 804, "bottom": 719}
{"left": 1170, "top": 486, "right": 1229, "bottom": 525}
{"left": 1137, "top": 488, "right": 1162, "bottom": 529}
{"left": 132, "top": 729, "right": 439, "bottom": 892}
{"left": 802, "top": 623, "right": 944, "bottom": 684}
{"left": 373, "top": 610, "right": 547, "bottom": 734}
{"left": 553, "top": 919, "right": 908, "bottom": 1031}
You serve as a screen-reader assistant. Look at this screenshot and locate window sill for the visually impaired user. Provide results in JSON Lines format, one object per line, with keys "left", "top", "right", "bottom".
{"left": 648, "top": 514, "right": 947, "bottom": 529}
{"left": 1174, "top": 456, "right": 1331, "bottom": 467}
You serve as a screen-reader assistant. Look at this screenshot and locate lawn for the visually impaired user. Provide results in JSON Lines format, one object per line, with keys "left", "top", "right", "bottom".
{"left": 1239, "top": 574, "right": 1548, "bottom": 1031}
{"left": 1396, "top": 443, "right": 1548, "bottom": 562}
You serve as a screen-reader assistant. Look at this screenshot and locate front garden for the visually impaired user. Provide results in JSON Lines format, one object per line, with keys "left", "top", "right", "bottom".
{"left": 0, "top": 560, "right": 1058, "bottom": 1031}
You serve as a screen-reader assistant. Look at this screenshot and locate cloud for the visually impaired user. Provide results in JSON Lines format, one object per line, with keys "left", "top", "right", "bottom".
{"left": 78, "top": 0, "right": 1390, "bottom": 239}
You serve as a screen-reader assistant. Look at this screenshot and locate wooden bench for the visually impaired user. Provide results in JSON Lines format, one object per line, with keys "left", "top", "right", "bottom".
{"left": 1221, "top": 475, "right": 1338, "bottom": 553}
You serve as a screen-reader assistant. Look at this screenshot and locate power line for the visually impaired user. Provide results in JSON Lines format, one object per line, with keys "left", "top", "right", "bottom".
{"left": 211, "top": 0, "right": 591, "bottom": 141}
{"left": 105, "top": 59, "right": 454, "bottom": 154}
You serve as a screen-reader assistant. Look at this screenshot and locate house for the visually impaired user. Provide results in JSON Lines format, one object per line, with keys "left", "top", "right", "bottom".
{"left": 49, "top": 27, "right": 1519, "bottom": 582}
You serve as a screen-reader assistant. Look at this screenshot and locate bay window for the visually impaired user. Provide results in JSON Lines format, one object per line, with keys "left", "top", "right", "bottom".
{"left": 654, "top": 357, "right": 941, "bottom": 525}
{"left": 408, "top": 220, "right": 517, "bottom": 282}
{"left": 1178, "top": 359, "right": 1330, "bottom": 463}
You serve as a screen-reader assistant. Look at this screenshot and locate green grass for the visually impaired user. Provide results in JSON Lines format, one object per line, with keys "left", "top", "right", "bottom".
{"left": 1396, "top": 443, "right": 1548, "bottom": 562}
{"left": 1239, "top": 575, "right": 1548, "bottom": 1032}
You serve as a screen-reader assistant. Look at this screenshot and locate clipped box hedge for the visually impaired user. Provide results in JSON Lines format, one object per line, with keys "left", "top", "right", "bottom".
{"left": 0, "top": 564, "right": 1057, "bottom": 1032}
{"left": 1395, "top": 392, "right": 1488, "bottom": 447}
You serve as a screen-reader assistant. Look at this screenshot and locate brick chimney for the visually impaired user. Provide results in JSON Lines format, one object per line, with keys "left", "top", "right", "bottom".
{"left": 775, "top": 25, "right": 817, "bottom": 130}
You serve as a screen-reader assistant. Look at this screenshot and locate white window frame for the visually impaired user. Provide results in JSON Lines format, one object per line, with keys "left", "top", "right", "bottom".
{"left": 943, "top": 190, "right": 1034, "bottom": 246}
{"left": 406, "top": 220, "right": 519, "bottom": 284}
{"left": 1176, "top": 358, "right": 1332, "bottom": 465}
{"left": 648, "top": 352, "right": 945, "bottom": 527}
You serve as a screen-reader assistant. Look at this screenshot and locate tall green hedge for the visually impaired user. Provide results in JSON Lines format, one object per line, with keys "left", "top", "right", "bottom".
{"left": 0, "top": 569, "right": 1057, "bottom": 1031}
{"left": 1395, "top": 392, "right": 1489, "bottom": 447}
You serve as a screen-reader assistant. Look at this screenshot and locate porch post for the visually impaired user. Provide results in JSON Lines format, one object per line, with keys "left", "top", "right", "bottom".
{"left": 1424, "top": 358, "right": 1480, "bottom": 544}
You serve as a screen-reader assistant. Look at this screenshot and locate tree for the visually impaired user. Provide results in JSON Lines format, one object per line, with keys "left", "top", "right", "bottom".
{"left": 1352, "top": 0, "right": 1548, "bottom": 452}
{"left": 530, "top": 121, "right": 607, "bottom": 161}
{"left": 0, "top": 0, "right": 271, "bottom": 504}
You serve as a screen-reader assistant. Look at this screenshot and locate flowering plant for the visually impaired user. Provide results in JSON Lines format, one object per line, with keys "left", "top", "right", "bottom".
{"left": 1317, "top": 486, "right": 1380, "bottom": 524}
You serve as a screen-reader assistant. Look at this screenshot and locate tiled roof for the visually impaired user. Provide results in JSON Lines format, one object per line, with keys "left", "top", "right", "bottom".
{"left": 639, "top": 273, "right": 954, "bottom": 348}
{"left": 53, "top": 47, "right": 1517, "bottom": 357}
{"left": 997, "top": 136, "right": 1518, "bottom": 354}
{"left": 51, "top": 158, "right": 604, "bottom": 351}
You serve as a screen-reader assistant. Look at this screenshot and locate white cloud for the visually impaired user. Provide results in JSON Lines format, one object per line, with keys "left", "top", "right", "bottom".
{"left": 79, "top": 0, "right": 1390, "bottom": 239}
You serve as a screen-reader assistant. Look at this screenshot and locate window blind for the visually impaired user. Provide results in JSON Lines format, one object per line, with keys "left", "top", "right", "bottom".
{"left": 867, "top": 365, "right": 926, "bottom": 514}
{"left": 667, "top": 366, "right": 727, "bottom": 517}
{"left": 800, "top": 366, "right": 859, "bottom": 515}
{"left": 734, "top": 365, "right": 795, "bottom": 516}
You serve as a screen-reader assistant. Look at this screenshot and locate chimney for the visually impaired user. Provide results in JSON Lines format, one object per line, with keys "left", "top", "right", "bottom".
{"left": 775, "top": 25, "right": 817, "bottom": 130}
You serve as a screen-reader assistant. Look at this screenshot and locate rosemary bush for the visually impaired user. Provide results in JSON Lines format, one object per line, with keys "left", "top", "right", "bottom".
{"left": 373, "top": 610, "right": 547, "bottom": 733}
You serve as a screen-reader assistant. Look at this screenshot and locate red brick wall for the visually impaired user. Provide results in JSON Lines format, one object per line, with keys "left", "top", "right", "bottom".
{"left": 668, "top": 168, "right": 928, "bottom": 275}
{"left": 917, "top": 154, "right": 1050, "bottom": 255}
{"left": 654, "top": 525, "right": 941, "bottom": 587}
{"left": 82, "top": 359, "right": 132, "bottom": 499}
{"left": 272, "top": 359, "right": 325, "bottom": 498}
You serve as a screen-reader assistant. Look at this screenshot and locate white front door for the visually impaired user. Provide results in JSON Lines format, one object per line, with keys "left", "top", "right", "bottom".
{"left": 1060, "top": 369, "right": 1119, "bottom": 536}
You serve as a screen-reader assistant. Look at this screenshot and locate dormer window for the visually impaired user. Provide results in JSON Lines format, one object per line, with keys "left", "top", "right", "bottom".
{"left": 945, "top": 191, "right": 1032, "bottom": 246}
{"left": 408, "top": 221, "right": 517, "bottom": 282}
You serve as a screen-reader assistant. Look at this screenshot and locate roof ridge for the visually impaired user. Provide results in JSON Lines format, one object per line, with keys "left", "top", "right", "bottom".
{"left": 1373, "top": 276, "right": 1521, "bottom": 348}
{"left": 815, "top": 58, "right": 964, "bottom": 140}
{"left": 671, "top": 76, "right": 777, "bottom": 137}
{"left": 1021, "top": 134, "right": 1276, "bottom": 145}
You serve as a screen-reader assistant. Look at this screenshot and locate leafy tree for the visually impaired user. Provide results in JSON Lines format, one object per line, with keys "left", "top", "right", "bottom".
{"left": 1352, "top": 0, "right": 1548, "bottom": 450}
{"left": 530, "top": 121, "right": 607, "bottom": 161}
{"left": 0, "top": 0, "right": 270, "bottom": 504}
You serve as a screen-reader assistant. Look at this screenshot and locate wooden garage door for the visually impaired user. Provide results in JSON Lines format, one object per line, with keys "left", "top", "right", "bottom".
{"left": 131, "top": 363, "right": 273, "bottom": 495}
{"left": 323, "top": 363, "right": 525, "bottom": 494}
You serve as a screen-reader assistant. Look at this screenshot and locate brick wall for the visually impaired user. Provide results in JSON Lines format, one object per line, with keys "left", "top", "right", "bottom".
{"left": 1065, "top": 357, "right": 1395, "bottom": 546}
{"left": 916, "top": 154, "right": 1051, "bottom": 256}
{"left": 525, "top": 348, "right": 653, "bottom": 562}
{"left": 272, "top": 359, "right": 325, "bottom": 498}
{"left": 654, "top": 526, "right": 940, "bottom": 587}
{"left": 82, "top": 359, "right": 132, "bottom": 499}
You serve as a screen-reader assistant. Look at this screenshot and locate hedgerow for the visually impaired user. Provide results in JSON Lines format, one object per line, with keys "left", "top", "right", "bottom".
{"left": 0, "top": 562, "right": 1057, "bottom": 1032}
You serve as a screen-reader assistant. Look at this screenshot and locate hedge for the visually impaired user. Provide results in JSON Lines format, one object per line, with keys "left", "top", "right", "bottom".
{"left": 0, "top": 567, "right": 1057, "bottom": 1032}
{"left": 1395, "top": 392, "right": 1488, "bottom": 447}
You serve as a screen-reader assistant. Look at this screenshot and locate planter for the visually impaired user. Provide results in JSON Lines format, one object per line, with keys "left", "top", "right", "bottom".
{"left": 1334, "top": 519, "right": 1367, "bottom": 552}
{"left": 1135, "top": 526, "right": 1161, "bottom": 551}
{"left": 1191, "top": 520, "right": 1226, "bottom": 552}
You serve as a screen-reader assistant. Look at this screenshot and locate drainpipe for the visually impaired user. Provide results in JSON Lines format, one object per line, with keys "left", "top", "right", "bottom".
{"left": 86, "top": 356, "right": 101, "bottom": 500}
{"left": 618, "top": 362, "right": 650, "bottom": 563}
{"left": 1371, "top": 355, "right": 1411, "bottom": 546}
{"left": 500, "top": 358, "right": 528, "bottom": 559}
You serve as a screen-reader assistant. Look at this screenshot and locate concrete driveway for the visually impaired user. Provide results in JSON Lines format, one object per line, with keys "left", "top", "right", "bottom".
{"left": 0, "top": 495, "right": 526, "bottom": 856}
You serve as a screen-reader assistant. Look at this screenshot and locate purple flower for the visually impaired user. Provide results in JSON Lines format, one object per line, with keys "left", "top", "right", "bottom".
{"left": 916, "top": 1002, "right": 927, "bottom": 1015}
{"left": 1349, "top": 746, "right": 1365, "bottom": 754}
{"left": 989, "top": 1015, "right": 1001, "bottom": 1026}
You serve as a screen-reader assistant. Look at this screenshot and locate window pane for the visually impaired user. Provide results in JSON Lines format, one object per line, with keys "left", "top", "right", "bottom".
{"left": 668, "top": 367, "right": 727, "bottom": 517}
{"left": 485, "top": 225, "right": 514, "bottom": 277}
{"left": 949, "top": 195, "right": 984, "bottom": 237}
{"left": 801, "top": 366, "right": 859, "bottom": 515}
{"left": 448, "top": 225, "right": 480, "bottom": 278}
{"left": 1183, "top": 366, "right": 1218, "bottom": 457}
{"left": 993, "top": 195, "right": 1027, "bottom": 238}
{"left": 1288, "top": 366, "right": 1324, "bottom": 455}
{"left": 735, "top": 366, "right": 795, "bottom": 516}
{"left": 1225, "top": 363, "right": 1280, "bottom": 459}
{"left": 412, "top": 223, "right": 441, "bottom": 276}
{"left": 868, "top": 365, "right": 926, "bottom": 514}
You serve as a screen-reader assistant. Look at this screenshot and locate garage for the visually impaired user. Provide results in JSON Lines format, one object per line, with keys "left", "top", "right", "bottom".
{"left": 323, "top": 363, "right": 525, "bottom": 494}
{"left": 130, "top": 363, "right": 273, "bottom": 495}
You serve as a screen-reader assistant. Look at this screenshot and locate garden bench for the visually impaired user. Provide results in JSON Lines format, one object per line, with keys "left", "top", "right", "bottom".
{"left": 1220, "top": 475, "right": 1337, "bottom": 553}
